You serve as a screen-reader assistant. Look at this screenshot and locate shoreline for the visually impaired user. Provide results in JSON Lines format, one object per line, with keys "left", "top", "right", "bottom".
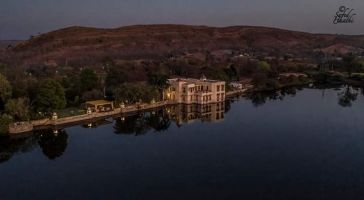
{"left": 8, "top": 99, "right": 236, "bottom": 135}
{"left": 7, "top": 78, "right": 364, "bottom": 135}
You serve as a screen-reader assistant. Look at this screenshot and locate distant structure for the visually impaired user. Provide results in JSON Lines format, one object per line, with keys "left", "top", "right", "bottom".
{"left": 230, "top": 82, "right": 243, "bottom": 90}
{"left": 165, "top": 75, "right": 226, "bottom": 104}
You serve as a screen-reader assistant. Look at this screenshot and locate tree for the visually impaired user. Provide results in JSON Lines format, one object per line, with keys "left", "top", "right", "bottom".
{"left": 0, "top": 73, "right": 12, "bottom": 104}
{"left": 5, "top": 98, "right": 30, "bottom": 120}
{"left": 230, "top": 64, "right": 238, "bottom": 78}
{"left": 258, "top": 61, "right": 271, "bottom": 72}
{"left": 251, "top": 73, "right": 268, "bottom": 87}
{"left": 105, "top": 66, "right": 128, "bottom": 88}
{"left": 147, "top": 72, "right": 170, "bottom": 100}
{"left": 81, "top": 90, "right": 104, "bottom": 102}
{"left": 113, "top": 83, "right": 159, "bottom": 105}
{"left": 342, "top": 55, "right": 358, "bottom": 77}
{"left": 36, "top": 79, "right": 67, "bottom": 110}
{"left": 80, "top": 68, "right": 98, "bottom": 92}
{"left": 0, "top": 114, "right": 13, "bottom": 135}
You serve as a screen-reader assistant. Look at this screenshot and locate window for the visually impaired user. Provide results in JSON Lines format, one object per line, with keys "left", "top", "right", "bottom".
{"left": 183, "top": 88, "right": 186, "bottom": 93}
{"left": 217, "top": 85, "right": 220, "bottom": 92}
{"left": 171, "top": 87, "right": 176, "bottom": 92}
{"left": 216, "top": 113, "right": 220, "bottom": 120}
{"left": 221, "top": 85, "right": 225, "bottom": 91}
{"left": 217, "top": 94, "right": 220, "bottom": 101}
{"left": 173, "top": 94, "right": 175, "bottom": 100}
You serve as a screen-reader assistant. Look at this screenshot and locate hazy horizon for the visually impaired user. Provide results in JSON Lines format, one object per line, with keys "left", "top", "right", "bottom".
{"left": 0, "top": 0, "right": 362, "bottom": 40}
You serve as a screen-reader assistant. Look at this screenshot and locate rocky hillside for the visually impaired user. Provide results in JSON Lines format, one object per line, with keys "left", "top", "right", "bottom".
{"left": 1, "top": 24, "right": 364, "bottom": 66}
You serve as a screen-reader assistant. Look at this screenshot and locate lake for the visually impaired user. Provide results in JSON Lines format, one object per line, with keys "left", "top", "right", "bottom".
{"left": 1, "top": 84, "right": 364, "bottom": 200}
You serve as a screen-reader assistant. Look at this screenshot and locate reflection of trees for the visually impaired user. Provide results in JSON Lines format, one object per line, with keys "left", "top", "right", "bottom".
{"left": 146, "top": 110, "right": 171, "bottom": 132}
{"left": 114, "top": 110, "right": 173, "bottom": 135}
{"left": 0, "top": 129, "right": 69, "bottom": 163}
{"left": 225, "top": 99, "right": 233, "bottom": 113}
{"left": 114, "top": 113, "right": 151, "bottom": 136}
{"left": 249, "top": 93, "right": 267, "bottom": 107}
{"left": 0, "top": 135, "right": 38, "bottom": 163}
{"left": 246, "top": 87, "right": 299, "bottom": 107}
{"left": 37, "top": 129, "right": 68, "bottom": 160}
{"left": 338, "top": 86, "right": 358, "bottom": 107}
{"left": 280, "top": 87, "right": 297, "bottom": 97}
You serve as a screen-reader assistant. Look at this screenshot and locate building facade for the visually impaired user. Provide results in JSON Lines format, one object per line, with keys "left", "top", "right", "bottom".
{"left": 165, "top": 75, "right": 226, "bottom": 104}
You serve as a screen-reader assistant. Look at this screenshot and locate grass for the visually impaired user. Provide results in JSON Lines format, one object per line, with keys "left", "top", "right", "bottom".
{"left": 55, "top": 107, "right": 87, "bottom": 118}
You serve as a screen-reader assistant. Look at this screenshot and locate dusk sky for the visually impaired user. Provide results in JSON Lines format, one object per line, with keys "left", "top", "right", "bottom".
{"left": 0, "top": 0, "right": 362, "bottom": 39}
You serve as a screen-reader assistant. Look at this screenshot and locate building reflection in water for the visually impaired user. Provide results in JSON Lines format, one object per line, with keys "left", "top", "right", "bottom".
{"left": 167, "top": 102, "right": 225, "bottom": 126}
{"left": 114, "top": 102, "right": 227, "bottom": 135}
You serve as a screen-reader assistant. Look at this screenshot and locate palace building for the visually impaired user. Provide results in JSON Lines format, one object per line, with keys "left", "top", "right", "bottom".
{"left": 165, "top": 75, "right": 226, "bottom": 104}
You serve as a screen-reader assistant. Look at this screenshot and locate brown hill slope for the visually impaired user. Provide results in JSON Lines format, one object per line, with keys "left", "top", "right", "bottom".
{"left": 1, "top": 24, "right": 364, "bottom": 66}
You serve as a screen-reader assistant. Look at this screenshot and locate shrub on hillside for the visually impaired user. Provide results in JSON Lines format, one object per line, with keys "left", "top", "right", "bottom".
{"left": 251, "top": 73, "right": 268, "bottom": 87}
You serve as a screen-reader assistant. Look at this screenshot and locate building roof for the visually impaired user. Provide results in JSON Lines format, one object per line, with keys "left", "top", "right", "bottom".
{"left": 168, "top": 78, "right": 224, "bottom": 84}
{"left": 86, "top": 100, "right": 113, "bottom": 106}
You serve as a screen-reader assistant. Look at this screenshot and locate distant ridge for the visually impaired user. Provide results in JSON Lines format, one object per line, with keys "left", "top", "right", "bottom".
{"left": 1, "top": 24, "right": 363, "bottom": 66}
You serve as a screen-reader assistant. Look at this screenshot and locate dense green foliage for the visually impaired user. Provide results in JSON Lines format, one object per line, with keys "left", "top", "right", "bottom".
{"left": 36, "top": 79, "right": 67, "bottom": 110}
{"left": 0, "top": 73, "right": 12, "bottom": 104}
{"left": 114, "top": 83, "right": 160, "bottom": 105}
{"left": 0, "top": 114, "right": 13, "bottom": 135}
{"left": 80, "top": 69, "right": 98, "bottom": 92}
{"left": 5, "top": 98, "right": 30, "bottom": 120}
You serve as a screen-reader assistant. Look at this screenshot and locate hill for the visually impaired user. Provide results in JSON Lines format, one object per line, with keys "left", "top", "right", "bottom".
{"left": 0, "top": 40, "right": 22, "bottom": 49}
{"left": 1, "top": 24, "right": 364, "bottom": 66}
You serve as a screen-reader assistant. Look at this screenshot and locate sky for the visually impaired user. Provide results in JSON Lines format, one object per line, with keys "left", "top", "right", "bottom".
{"left": 0, "top": 0, "right": 363, "bottom": 39}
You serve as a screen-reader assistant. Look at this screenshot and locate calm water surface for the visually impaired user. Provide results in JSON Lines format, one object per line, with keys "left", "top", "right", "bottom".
{"left": 1, "top": 85, "right": 364, "bottom": 200}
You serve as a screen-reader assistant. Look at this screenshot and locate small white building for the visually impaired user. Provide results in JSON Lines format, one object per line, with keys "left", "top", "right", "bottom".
{"left": 230, "top": 82, "right": 243, "bottom": 89}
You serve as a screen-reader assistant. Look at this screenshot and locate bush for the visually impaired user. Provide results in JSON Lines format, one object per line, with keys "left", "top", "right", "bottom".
{"left": 330, "top": 74, "right": 345, "bottom": 82}
{"left": 312, "top": 72, "right": 333, "bottom": 83}
{"left": 267, "top": 71, "right": 279, "bottom": 79}
{"left": 265, "top": 80, "right": 280, "bottom": 89}
{"left": 251, "top": 73, "right": 268, "bottom": 87}
{"left": 349, "top": 74, "right": 364, "bottom": 81}
{"left": 298, "top": 75, "right": 308, "bottom": 82}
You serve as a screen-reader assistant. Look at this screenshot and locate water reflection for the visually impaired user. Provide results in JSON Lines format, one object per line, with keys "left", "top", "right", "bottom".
{"left": 114, "top": 112, "right": 153, "bottom": 136}
{"left": 167, "top": 103, "right": 225, "bottom": 126}
{"left": 245, "top": 84, "right": 362, "bottom": 108}
{"left": 114, "top": 102, "right": 226, "bottom": 135}
{"left": 1, "top": 84, "right": 364, "bottom": 164}
{"left": 337, "top": 86, "right": 359, "bottom": 107}
{"left": 0, "top": 129, "right": 68, "bottom": 163}
{"left": 81, "top": 118, "right": 114, "bottom": 129}
{"left": 37, "top": 129, "right": 68, "bottom": 160}
{"left": 245, "top": 86, "right": 300, "bottom": 107}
